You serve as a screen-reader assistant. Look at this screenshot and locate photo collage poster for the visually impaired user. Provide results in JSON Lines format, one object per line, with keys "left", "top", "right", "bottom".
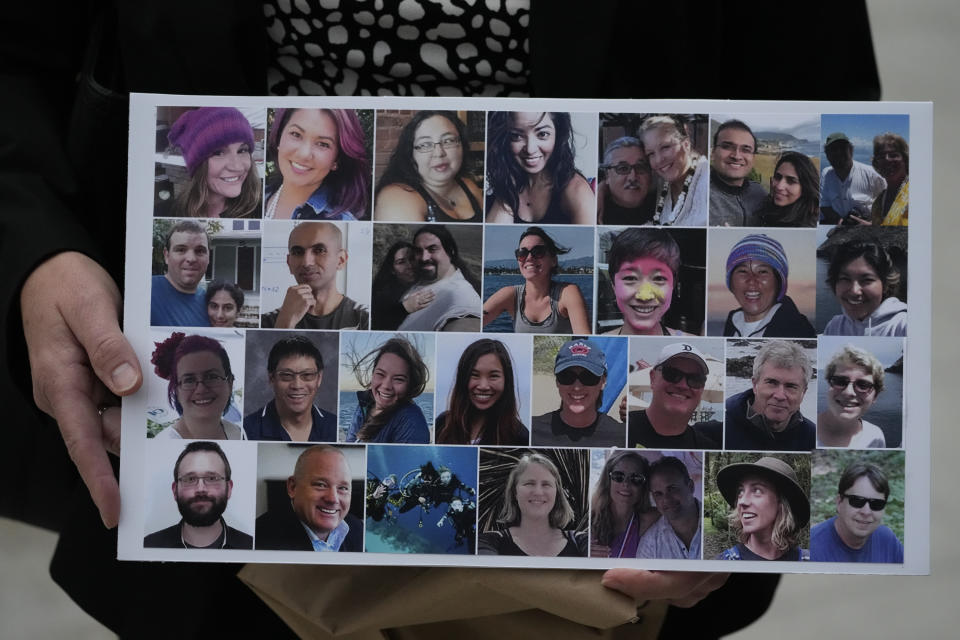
{"left": 119, "top": 94, "right": 931, "bottom": 574}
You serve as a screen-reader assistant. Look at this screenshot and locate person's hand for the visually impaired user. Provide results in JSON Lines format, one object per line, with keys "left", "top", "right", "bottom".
{"left": 847, "top": 213, "right": 873, "bottom": 225}
{"left": 402, "top": 289, "right": 435, "bottom": 313}
{"left": 602, "top": 570, "right": 730, "bottom": 608}
{"left": 274, "top": 284, "right": 316, "bottom": 328}
{"left": 590, "top": 542, "right": 612, "bottom": 558}
{"left": 20, "top": 252, "right": 143, "bottom": 528}
{"left": 619, "top": 395, "right": 627, "bottom": 423}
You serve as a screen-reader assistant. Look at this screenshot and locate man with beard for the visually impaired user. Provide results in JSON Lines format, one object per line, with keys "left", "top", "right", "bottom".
{"left": 636, "top": 456, "right": 702, "bottom": 559}
{"left": 597, "top": 137, "right": 655, "bottom": 225}
{"left": 708, "top": 120, "right": 766, "bottom": 227}
{"left": 261, "top": 221, "right": 369, "bottom": 329}
{"left": 144, "top": 441, "right": 252, "bottom": 549}
{"left": 397, "top": 225, "right": 481, "bottom": 331}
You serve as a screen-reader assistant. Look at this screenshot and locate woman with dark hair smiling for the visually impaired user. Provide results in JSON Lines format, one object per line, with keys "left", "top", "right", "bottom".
{"left": 824, "top": 240, "right": 906, "bottom": 336}
{"left": 436, "top": 339, "right": 529, "bottom": 446}
{"left": 265, "top": 108, "right": 370, "bottom": 220}
{"left": 374, "top": 111, "right": 483, "bottom": 222}
{"left": 205, "top": 281, "right": 244, "bottom": 328}
{"left": 482, "top": 226, "right": 589, "bottom": 334}
{"left": 345, "top": 337, "right": 430, "bottom": 444}
{"left": 370, "top": 240, "right": 434, "bottom": 330}
{"left": 756, "top": 152, "right": 820, "bottom": 227}
{"left": 478, "top": 453, "right": 587, "bottom": 557}
{"left": 150, "top": 332, "right": 244, "bottom": 440}
{"left": 485, "top": 111, "right": 594, "bottom": 225}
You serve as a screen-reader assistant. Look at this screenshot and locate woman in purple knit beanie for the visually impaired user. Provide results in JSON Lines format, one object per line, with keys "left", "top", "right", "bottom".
{"left": 167, "top": 107, "right": 262, "bottom": 218}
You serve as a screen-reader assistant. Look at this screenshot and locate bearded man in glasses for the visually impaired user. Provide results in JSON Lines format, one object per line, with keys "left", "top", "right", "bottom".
{"left": 244, "top": 336, "right": 337, "bottom": 442}
{"left": 810, "top": 461, "right": 903, "bottom": 562}
{"left": 144, "top": 441, "right": 252, "bottom": 549}
{"left": 627, "top": 343, "right": 721, "bottom": 449}
{"left": 725, "top": 339, "right": 816, "bottom": 451}
{"left": 532, "top": 339, "right": 625, "bottom": 447}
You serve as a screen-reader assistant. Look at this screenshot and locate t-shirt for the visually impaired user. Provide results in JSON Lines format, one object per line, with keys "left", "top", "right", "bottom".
{"left": 151, "top": 275, "right": 209, "bottom": 327}
{"left": 627, "top": 410, "right": 721, "bottom": 449}
{"left": 820, "top": 160, "right": 886, "bottom": 217}
{"left": 261, "top": 295, "right": 369, "bottom": 329}
{"left": 531, "top": 410, "right": 624, "bottom": 447}
{"left": 810, "top": 516, "right": 903, "bottom": 563}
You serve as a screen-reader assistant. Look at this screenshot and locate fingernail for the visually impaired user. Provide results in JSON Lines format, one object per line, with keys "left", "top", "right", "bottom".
{"left": 111, "top": 363, "right": 137, "bottom": 392}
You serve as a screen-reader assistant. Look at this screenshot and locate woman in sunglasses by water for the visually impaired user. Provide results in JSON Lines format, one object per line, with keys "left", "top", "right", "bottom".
{"left": 531, "top": 339, "right": 624, "bottom": 448}
{"left": 482, "top": 226, "right": 589, "bottom": 334}
{"left": 816, "top": 344, "right": 887, "bottom": 448}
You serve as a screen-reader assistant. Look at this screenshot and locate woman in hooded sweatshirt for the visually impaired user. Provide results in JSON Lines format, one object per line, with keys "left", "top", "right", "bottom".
{"left": 823, "top": 241, "right": 907, "bottom": 336}
{"left": 722, "top": 234, "right": 816, "bottom": 338}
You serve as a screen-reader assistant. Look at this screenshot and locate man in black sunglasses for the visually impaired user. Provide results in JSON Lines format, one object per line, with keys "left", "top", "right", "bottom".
{"left": 627, "top": 343, "right": 721, "bottom": 449}
{"left": 532, "top": 339, "right": 625, "bottom": 447}
{"left": 810, "top": 461, "right": 903, "bottom": 563}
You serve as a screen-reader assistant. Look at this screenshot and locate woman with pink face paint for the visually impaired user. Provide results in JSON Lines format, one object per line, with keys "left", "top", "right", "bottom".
{"left": 603, "top": 228, "right": 691, "bottom": 336}
{"left": 482, "top": 226, "right": 590, "bottom": 334}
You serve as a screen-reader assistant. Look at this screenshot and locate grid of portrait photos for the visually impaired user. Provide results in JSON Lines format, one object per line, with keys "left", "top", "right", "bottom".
{"left": 121, "top": 96, "right": 930, "bottom": 573}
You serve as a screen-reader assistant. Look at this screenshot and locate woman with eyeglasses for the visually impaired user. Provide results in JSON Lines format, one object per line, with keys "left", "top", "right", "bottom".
{"left": 150, "top": 332, "right": 245, "bottom": 440}
{"left": 869, "top": 133, "right": 909, "bottom": 226}
{"left": 374, "top": 111, "right": 483, "bottom": 223}
{"left": 638, "top": 115, "right": 708, "bottom": 226}
{"left": 722, "top": 233, "right": 816, "bottom": 338}
{"left": 531, "top": 339, "right": 624, "bottom": 447}
{"left": 755, "top": 152, "right": 820, "bottom": 228}
{"left": 265, "top": 108, "right": 370, "bottom": 220}
{"left": 603, "top": 227, "right": 693, "bottom": 336}
{"left": 478, "top": 452, "right": 587, "bottom": 557}
{"left": 590, "top": 451, "right": 658, "bottom": 558}
{"left": 482, "top": 226, "right": 590, "bottom": 334}
{"left": 436, "top": 339, "right": 529, "bottom": 446}
{"left": 823, "top": 240, "right": 906, "bottom": 336}
{"left": 816, "top": 344, "right": 886, "bottom": 448}
{"left": 485, "top": 111, "right": 594, "bottom": 225}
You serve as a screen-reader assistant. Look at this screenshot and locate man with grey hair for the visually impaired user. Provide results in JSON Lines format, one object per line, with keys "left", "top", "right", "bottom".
{"left": 597, "top": 136, "right": 655, "bottom": 225}
{"left": 724, "top": 340, "right": 815, "bottom": 450}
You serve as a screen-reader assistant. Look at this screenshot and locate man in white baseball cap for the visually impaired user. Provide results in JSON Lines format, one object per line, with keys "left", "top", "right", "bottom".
{"left": 627, "top": 342, "right": 721, "bottom": 449}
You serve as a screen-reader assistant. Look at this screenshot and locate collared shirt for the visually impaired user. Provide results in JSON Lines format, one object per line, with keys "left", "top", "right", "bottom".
{"left": 635, "top": 504, "right": 702, "bottom": 560}
{"left": 301, "top": 518, "right": 350, "bottom": 552}
{"left": 820, "top": 160, "right": 886, "bottom": 217}
{"left": 243, "top": 400, "right": 337, "bottom": 442}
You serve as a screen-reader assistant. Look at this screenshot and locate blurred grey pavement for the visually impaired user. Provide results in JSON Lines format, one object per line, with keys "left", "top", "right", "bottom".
{"left": 2, "top": 1, "right": 957, "bottom": 638}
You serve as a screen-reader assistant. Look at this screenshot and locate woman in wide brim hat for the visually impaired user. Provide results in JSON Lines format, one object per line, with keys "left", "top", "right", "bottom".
{"left": 715, "top": 456, "right": 810, "bottom": 561}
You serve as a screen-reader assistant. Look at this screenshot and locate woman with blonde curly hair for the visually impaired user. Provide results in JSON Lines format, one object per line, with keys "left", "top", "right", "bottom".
{"left": 715, "top": 456, "right": 810, "bottom": 561}
{"left": 589, "top": 451, "right": 659, "bottom": 557}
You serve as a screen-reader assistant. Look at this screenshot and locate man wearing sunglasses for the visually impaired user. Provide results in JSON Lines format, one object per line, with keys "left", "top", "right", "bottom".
{"left": 810, "top": 461, "right": 903, "bottom": 562}
{"left": 144, "top": 441, "right": 252, "bottom": 549}
{"left": 709, "top": 120, "right": 766, "bottom": 227}
{"left": 532, "top": 339, "right": 625, "bottom": 447}
{"left": 243, "top": 336, "right": 337, "bottom": 442}
{"left": 627, "top": 343, "right": 722, "bottom": 449}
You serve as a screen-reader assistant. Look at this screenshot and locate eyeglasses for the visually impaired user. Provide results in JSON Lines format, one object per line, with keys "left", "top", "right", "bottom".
{"left": 609, "top": 470, "right": 646, "bottom": 487}
{"left": 275, "top": 369, "right": 320, "bottom": 383}
{"left": 827, "top": 375, "right": 876, "bottom": 394}
{"left": 878, "top": 151, "right": 903, "bottom": 160}
{"left": 177, "top": 474, "right": 227, "bottom": 487}
{"left": 413, "top": 136, "right": 461, "bottom": 154}
{"left": 556, "top": 369, "right": 602, "bottom": 386}
{"left": 606, "top": 162, "right": 649, "bottom": 176}
{"left": 842, "top": 493, "right": 887, "bottom": 511}
{"left": 177, "top": 373, "right": 229, "bottom": 391}
{"left": 515, "top": 245, "right": 549, "bottom": 260}
{"left": 715, "top": 141, "right": 755, "bottom": 155}
{"left": 656, "top": 364, "right": 707, "bottom": 389}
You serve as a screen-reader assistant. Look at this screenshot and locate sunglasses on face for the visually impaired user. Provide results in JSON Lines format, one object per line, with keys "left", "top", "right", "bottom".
{"left": 842, "top": 493, "right": 887, "bottom": 511}
{"left": 515, "top": 245, "right": 549, "bottom": 260}
{"left": 609, "top": 470, "right": 646, "bottom": 487}
{"left": 827, "top": 375, "right": 876, "bottom": 393}
{"left": 656, "top": 364, "right": 706, "bottom": 389}
{"left": 556, "top": 369, "right": 602, "bottom": 386}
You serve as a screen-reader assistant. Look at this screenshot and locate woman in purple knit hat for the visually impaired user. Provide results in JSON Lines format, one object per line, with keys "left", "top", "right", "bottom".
{"left": 166, "top": 107, "right": 262, "bottom": 218}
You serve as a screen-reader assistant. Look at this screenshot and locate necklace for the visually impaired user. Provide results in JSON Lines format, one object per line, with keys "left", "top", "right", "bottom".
{"left": 265, "top": 183, "right": 282, "bottom": 219}
{"left": 654, "top": 165, "right": 695, "bottom": 225}
{"left": 424, "top": 184, "right": 457, "bottom": 209}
